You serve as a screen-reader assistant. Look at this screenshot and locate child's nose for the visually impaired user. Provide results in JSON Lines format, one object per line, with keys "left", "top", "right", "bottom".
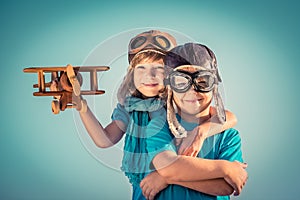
{"left": 145, "top": 68, "right": 156, "bottom": 77}
{"left": 189, "top": 84, "right": 199, "bottom": 93}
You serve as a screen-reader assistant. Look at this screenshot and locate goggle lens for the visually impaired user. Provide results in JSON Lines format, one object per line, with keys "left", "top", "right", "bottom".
{"left": 194, "top": 74, "right": 215, "bottom": 92}
{"left": 129, "top": 35, "right": 172, "bottom": 53}
{"left": 130, "top": 36, "right": 146, "bottom": 50}
{"left": 154, "top": 36, "right": 171, "bottom": 50}
{"left": 170, "top": 73, "right": 191, "bottom": 92}
{"left": 168, "top": 70, "right": 216, "bottom": 93}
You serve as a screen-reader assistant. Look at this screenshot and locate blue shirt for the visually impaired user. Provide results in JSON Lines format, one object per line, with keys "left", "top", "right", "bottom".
{"left": 111, "top": 97, "right": 165, "bottom": 200}
{"left": 145, "top": 113, "right": 243, "bottom": 200}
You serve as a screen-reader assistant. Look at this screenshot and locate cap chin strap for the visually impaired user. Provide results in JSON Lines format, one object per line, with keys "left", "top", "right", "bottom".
{"left": 213, "top": 87, "right": 226, "bottom": 124}
{"left": 166, "top": 87, "right": 188, "bottom": 139}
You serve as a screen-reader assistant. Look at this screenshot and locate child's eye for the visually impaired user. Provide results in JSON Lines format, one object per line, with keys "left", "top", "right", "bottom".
{"left": 136, "top": 65, "right": 145, "bottom": 69}
{"left": 155, "top": 66, "right": 165, "bottom": 71}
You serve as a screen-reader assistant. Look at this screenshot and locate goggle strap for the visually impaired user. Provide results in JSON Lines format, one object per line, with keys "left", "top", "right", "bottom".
{"left": 134, "top": 49, "right": 166, "bottom": 57}
{"left": 163, "top": 78, "right": 170, "bottom": 86}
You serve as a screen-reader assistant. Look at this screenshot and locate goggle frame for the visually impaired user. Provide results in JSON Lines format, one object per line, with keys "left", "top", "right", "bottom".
{"left": 165, "top": 69, "right": 218, "bottom": 93}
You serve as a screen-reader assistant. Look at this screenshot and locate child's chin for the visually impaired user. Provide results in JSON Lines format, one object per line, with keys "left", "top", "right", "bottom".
{"left": 143, "top": 93, "right": 158, "bottom": 98}
{"left": 139, "top": 89, "right": 161, "bottom": 98}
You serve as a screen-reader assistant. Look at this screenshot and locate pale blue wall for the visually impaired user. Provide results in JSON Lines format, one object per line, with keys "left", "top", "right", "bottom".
{"left": 1, "top": 1, "right": 299, "bottom": 199}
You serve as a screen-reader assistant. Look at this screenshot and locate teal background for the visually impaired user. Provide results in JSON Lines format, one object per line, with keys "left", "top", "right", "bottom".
{"left": 1, "top": 0, "right": 299, "bottom": 199}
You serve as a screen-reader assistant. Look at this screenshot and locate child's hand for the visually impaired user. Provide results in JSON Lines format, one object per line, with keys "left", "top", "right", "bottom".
{"left": 223, "top": 161, "right": 248, "bottom": 196}
{"left": 50, "top": 79, "right": 61, "bottom": 100}
{"left": 177, "top": 126, "right": 205, "bottom": 157}
{"left": 140, "top": 171, "right": 168, "bottom": 200}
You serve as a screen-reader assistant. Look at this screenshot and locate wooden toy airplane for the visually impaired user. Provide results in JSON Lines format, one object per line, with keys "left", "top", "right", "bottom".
{"left": 23, "top": 64, "right": 110, "bottom": 114}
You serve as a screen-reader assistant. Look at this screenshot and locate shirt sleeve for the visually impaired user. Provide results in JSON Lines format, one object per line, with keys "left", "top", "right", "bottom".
{"left": 217, "top": 129, "right": 243, "bottom": 163}
{"left": 146, "top": 114, "right": 177, "bottom": 169}
{"left": 111, "top": 103, "right": 130, "bottom": 129}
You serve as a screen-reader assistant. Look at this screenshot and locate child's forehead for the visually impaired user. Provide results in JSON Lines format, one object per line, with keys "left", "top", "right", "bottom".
{"left": 146, "top": 56, "right": 164, "bottom": 62}
{"left": 175, "top": 65, "right": 206, "bottom": 72}
{"left": 137, "top": 57, "right": 164, "bottom": 65}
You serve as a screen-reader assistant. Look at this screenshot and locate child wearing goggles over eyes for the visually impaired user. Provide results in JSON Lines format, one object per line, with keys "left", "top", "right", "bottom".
{"left": 165, "top": 69, "right": 217, "bottom": 93}
{"left": 140, "top": 43, "right": 248, "bottom": 200}
{"left": 66, "top": 31, "right": 239, "bottom": 200}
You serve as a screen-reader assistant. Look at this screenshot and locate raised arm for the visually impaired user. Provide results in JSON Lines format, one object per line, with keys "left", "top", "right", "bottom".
{"left": 79, "top": 106, "right": 125, "bottom": 148}
{"left": 50, "top": 69, "right": 125, "bottom": 149}
{"left": 178, "top": 109, "right": 237, "bottom": 156}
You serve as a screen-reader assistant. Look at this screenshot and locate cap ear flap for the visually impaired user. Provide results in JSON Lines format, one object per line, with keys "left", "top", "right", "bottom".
{"left": 166, "top": 86, "right": 187, "bottom": 139}
{"left": 213, "top": 87, "right": 226, "bottom": 124}
{"left": 117, "top": 66, "right": 136, "bottom": 104}
{"left": 202, "top": 44, "right": 222, "bottom": 83}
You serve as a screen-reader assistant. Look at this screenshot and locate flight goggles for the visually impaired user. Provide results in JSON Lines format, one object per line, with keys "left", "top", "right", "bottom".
{"left": 128, "top": 30, "right": 176, "bottom": 55}
{"left": 164, "top": 69, "right": 217, "bottom": 93}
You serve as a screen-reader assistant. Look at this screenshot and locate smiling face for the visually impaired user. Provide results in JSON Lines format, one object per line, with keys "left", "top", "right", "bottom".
{"left": 133, "top": 58, "right": 165, "bottom": 98}
{"left": 172, "top": 66, "right": 213, "bottom": 122}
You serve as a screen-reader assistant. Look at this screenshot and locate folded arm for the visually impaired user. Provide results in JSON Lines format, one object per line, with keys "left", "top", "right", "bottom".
{"left": 153, "top": 150, "right": 247, "bottom": 194}
{"left": 140, "top": 172, "right": 233, "bottom": 200}
{"left": 170, "top": 178, "right": 234, "bottom": 196}
{"left": 153, "top": 151, "right": 227, "bottom": 182}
